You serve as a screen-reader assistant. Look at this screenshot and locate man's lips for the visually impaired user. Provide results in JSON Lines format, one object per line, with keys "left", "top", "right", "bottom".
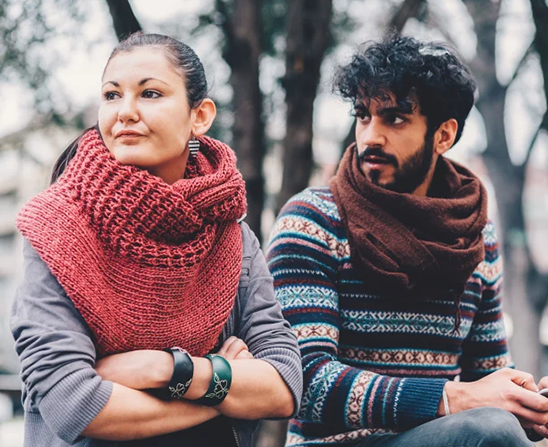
{"left": 362, "top": 156, "right": 392, "bottom": 167}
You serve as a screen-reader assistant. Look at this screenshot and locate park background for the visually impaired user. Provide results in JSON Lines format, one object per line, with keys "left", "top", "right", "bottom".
{"left": 0, "top": 0, "right": 547, "bottom": 445}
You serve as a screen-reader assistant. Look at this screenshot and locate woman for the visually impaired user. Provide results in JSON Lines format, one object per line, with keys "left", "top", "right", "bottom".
{"left": 11, "top": 33, "right": 302, "bottom": 447}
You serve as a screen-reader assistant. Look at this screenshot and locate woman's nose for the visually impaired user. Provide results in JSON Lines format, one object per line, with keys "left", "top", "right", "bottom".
{"left": 117, "top": 97, "right": 139, "bottom": 123}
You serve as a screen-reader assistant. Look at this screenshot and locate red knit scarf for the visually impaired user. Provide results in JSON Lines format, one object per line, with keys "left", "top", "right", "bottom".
{"left": 17, "top": 129, "right": 247, "bottom": 357}
{"left": 330, "top": 143, "right": 488, "bottom": 302}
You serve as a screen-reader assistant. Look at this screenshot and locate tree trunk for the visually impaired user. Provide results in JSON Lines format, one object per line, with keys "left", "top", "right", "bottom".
{"left": 463, "top": 0, "right": 544, "bottom": 377}
{"left": 104, "top": 0, "right": 142, "bottom": 41}
{"left": 217, "top": 0, "right": 265, "bottom": 243}
{"left": 275, "top": 0, "right": 333, "bottom": 214}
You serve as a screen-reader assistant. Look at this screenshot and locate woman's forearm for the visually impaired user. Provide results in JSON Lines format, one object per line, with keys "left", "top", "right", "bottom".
{"left": 81, "top": 383, "right": 219, "bottom": 441}
{"left": 181, "top": 357, "right": 293, "bottom": 419}
{"left": 96, "top": 350, "right": 295, "bottom": 421}
{"left": 217, "top": 359, "right": 294, "bottom": 419}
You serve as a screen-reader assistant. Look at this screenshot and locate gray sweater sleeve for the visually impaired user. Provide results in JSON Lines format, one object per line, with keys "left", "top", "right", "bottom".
{"left": 237, "top": 223, "right": 303, "bottom": 418}
{"left": 10, "top": 240, "right": 113, "bottom": 444}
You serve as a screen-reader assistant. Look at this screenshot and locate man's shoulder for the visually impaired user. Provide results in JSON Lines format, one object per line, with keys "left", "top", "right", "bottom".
{"left": 481, "top": 220, "right": 498, "bottom": 247}
{"left": 280, "top": 186, "right": 341, "bottom": 223}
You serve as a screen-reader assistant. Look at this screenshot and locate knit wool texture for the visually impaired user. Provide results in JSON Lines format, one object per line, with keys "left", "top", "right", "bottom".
{"left": 17, "top": 129, "right": 247, "bottom": 357}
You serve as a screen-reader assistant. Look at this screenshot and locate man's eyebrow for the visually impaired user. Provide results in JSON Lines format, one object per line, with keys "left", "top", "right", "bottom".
{"left": 377, "top": 105, "right": 414, "bottom": 116}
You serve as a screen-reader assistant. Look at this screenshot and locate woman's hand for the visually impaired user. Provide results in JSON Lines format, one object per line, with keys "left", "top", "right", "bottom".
{"left": 95, "top": 350, "right": 173, "bottom": 390}
{"left": 217, "top": 336, "right": 254, "bottom": 360}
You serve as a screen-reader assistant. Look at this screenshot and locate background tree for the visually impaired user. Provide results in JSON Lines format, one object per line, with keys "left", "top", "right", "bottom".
{"left": 1, "top": 1, "right": 548, "bottom": 446}
{"left": 275, "top": 0, "right": 333, "bottom": 214}
{"left": 104, "top": 0, "right": 142, "bottom": 40}
{"left": 213, "top": 0, "right": 266, "bottom": 241}
{"left": 460, "top": 0, "right": 548, "bottom": 378}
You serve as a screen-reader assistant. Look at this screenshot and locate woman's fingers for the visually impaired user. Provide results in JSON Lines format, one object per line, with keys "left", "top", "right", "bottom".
{"left": 218, "top": 336, "right": 250, "bottom": 360}
{"left": 218, "top": 336, "right": 239, "bottom": 357}
{"left": 235, "top": 350, "right": 254, "bottom": 360}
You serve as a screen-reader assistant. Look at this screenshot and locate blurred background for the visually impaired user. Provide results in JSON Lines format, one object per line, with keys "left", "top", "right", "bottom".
{"left": 0, "top": 0, "right": 547, "bottom": 445}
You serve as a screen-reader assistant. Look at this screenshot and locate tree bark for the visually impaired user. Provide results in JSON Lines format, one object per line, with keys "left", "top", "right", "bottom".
{"left": 217, "top": 0, "right": 265, "bottom": 243}
{"left": 275, "top": 0, "right": 333, "bottom": 214}
{"left": 104, "top": 0, "right": 142, "bottom": 41}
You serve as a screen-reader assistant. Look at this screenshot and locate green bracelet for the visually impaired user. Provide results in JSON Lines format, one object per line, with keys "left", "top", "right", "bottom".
{"left": 195, "top": 354, "right": 232, "bottom": 406}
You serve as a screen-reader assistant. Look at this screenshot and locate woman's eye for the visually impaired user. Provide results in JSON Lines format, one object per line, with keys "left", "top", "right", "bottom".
{"left": 142, "top": 90, "right": 161, "bottom": 99}
{"left": 103, "top": 92, "right": 119, "bottom": 101}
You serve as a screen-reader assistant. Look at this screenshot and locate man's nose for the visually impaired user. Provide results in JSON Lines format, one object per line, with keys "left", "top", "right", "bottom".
{"left": 117, "top": 97, "right": 139, "bottom": 123}
{"left": 360, "top": 118, "right": 386, "bottom": 147}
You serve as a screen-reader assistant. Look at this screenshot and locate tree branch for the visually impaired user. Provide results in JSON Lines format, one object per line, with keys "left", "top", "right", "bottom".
{"left": 522, "top": 112, "right": 546, "bottom": 169}
{"left": 507, "top": 42, "right": 534, "bottom": 88}
{"left": 388, "top": 0, "right": 426, "bottom": 34}
{"left": 104, "top": 0, "right": 142, "bottom": 41}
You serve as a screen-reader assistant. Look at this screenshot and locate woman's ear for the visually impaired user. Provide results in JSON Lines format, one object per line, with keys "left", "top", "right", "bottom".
{"left": 191, "top": 98, "right": 217, "bottom": 137}
{"left": 433, "top": 118, "right": 458, "bottom": 156}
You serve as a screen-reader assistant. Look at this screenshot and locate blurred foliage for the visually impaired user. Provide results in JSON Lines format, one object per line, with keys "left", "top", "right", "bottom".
{"left": 0, "top": 0, "right": 90, "bottom": 121}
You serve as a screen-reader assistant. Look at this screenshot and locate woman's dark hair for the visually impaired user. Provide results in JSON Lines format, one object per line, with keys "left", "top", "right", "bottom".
{"left": 51, "top": 33, "right": 207, "bottom": 184}
{"left": 334, "top": 35, "right": 477, "bottom": 146}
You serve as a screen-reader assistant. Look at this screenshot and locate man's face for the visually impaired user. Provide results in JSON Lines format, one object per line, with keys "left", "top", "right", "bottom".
{"left": 354, "top": 95, "right": 436, "bottom": 194}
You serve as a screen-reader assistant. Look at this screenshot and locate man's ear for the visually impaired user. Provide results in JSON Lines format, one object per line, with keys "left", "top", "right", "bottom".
{"left": 433, "top": 118, "right": 458, "bottom": 155}
{"left": 191, "top": 98, "right": 217, "bottom": 137}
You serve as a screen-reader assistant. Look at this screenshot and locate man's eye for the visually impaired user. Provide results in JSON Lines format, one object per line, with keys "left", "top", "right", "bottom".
{"left": 353, "top": 110, "right": 370, "bottom": 121}
{"left": 142, "top": 90, "right": 161, "bottom": 99}
{"left": 103, "top": 92, "right": 119, "bottom": 101}
{"left": 388, "top": 115, "right": 405, "bottom": 124}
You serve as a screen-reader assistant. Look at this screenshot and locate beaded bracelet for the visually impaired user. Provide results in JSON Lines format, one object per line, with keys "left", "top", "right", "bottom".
{"left": 163, "top": 347, "right": 194, "bottom": 399}
{"left": 195, "top": 354, "right": 232, "bottom": 406}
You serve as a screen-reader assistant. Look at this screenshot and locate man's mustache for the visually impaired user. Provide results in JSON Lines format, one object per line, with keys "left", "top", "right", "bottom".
{"left": 356, "top": 146, "right": 399, "bottom": 167}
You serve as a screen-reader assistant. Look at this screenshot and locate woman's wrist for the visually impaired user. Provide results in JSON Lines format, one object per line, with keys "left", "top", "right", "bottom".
{"left": 183, "top": 357, "right": 213, "bottom": 400}
{"left": 152, "top": 351, "right": 175, "bottom": 388}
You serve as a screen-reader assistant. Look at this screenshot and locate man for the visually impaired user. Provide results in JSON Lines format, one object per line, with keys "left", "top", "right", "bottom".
{"left": 266, "top": 36, "right": 548, "bottom": 447}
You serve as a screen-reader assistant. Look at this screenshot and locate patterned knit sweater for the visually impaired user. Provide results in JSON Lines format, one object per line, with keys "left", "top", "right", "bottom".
{"left": 266, "top": 187, "right": 512, "bottom": 446}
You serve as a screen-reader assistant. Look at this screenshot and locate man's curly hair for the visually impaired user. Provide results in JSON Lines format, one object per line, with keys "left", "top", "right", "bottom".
{"left": 334, "top": 35, "right": 477, "bottom": 145}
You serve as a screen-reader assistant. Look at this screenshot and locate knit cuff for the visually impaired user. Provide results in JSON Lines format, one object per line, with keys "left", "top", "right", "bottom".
{"left": 256, "top": 347, "right": 303, "bottom": 420}
{"left": 393, "top": 377, "right": 447, "bottom": 429}
{"left": 39, "top": 368, "right": 113, "bottom": 444}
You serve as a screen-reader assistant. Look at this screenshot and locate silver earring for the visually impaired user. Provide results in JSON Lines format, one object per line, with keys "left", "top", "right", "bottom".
{"left": 189, "top": 137, "right": 200, "bottom": 157}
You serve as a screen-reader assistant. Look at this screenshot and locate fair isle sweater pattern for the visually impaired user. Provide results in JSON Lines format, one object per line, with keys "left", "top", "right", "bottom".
{"left": 266, "top": 186, "right": 512, "bottom": 446}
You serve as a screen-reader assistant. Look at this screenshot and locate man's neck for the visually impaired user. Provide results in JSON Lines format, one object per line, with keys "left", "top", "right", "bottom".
{"left": 412, "top": 154, "right": 439, "bottom": 197}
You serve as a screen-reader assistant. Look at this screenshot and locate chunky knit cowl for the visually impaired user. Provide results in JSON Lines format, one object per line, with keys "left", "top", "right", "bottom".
{"left": 17, "top": 129, "right": 247, "bottom": 357}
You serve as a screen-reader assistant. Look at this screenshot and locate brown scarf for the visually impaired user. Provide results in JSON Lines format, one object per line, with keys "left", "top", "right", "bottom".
{"left": 17, "top": 129, "right": 247, "bottom": 357}
{"left": 330, "top": 143, "right": 488, "bottom": 301}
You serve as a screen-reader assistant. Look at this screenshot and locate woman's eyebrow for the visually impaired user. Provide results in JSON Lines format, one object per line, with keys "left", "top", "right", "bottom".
{"left": 138, "top": 77, "right": 169, "bottom": 86}
{"left": 101, "top": 78, "right": 169, "bottom": 88}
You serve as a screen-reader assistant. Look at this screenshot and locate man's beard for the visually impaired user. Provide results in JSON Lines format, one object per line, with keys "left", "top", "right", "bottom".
{"left": 357, "top": 133, "right": 435, "bottom": 194}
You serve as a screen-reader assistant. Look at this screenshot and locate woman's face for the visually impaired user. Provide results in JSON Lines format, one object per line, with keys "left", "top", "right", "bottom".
{"left": 98, "top": 47, "right": 194, "bottom": 183}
